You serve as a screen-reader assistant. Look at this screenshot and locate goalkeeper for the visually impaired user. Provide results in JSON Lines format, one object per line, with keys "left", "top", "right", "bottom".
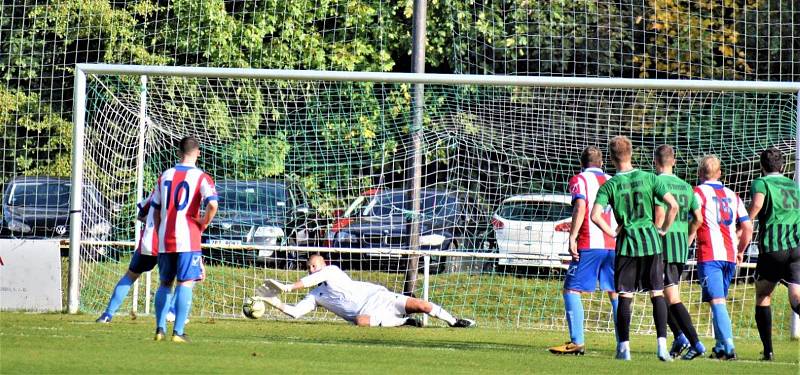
{"left": 258, "top": 254, "right": 475, "bottom": 328}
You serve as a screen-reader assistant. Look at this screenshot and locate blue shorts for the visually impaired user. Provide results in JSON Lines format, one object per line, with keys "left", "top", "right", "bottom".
{"left": 158, "top": 252, "right": 204, "bottom": 282}
{"left": 698, "top": 261, "right": 736, "bottom": 302}
{"left": 128, "top": 252, "right": 158, "bottom": 274}
{"left": 564, "top": 249, "right": 615, "bottom": 292}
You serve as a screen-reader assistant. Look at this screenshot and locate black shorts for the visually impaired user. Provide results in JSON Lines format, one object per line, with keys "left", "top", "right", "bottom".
{"left": 663, "top": 262, "right": 684, "bottom": 288}
{"left": 755, "top": 246, "right": 800, "bottom": 285}
{"left": 615, "top": 253, "right": 664, "bottom": 293}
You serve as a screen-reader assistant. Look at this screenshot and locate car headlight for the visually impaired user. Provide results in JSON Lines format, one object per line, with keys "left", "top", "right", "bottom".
{"left": 89, "top": 222, "right": 111, "bottom": 235}
{"left": 336, "top": 231, "right": 359, "bottom": 242}
{"left": 420, "top": 234, "right": 446, "bottom": 247}
{"left": 8, "top": 220, "right": 31, "bottom": 233}
{"left": 254, "top": 226, "right": 284, "bottom": 238}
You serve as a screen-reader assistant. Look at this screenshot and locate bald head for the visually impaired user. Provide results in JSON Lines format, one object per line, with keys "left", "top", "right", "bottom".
{"left": 698, "top": 155, "right": 722, "bottom": 181}
{"left": 307, "top": 254, "right": 327, "bottom": 273}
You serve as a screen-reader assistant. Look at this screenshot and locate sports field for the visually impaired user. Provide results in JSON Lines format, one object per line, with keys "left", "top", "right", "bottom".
{"left": 1, "top": 312, "right": 796, "bottom": 374}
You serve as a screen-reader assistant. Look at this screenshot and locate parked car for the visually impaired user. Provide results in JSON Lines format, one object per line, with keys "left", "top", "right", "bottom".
{"left": 330, "top": 188, "right": 489, "bottom": 273}
{"left": 2, "top": 176, "right": 112, "bottom": 257}
{"left": 201, "top": 179, "right": 321, "bottom": 268}
{"left": 324, "top": 188, "right": 380, "bottom": 247}
{"left": 492, "top": 194, "right": 572, "bottom": 271}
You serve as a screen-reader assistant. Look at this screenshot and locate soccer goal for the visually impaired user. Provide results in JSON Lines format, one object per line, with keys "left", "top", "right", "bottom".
{"left": 68, "top": 64, "right": 800, "bottom": 339}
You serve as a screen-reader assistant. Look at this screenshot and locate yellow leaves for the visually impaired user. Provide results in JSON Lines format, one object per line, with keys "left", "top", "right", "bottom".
{"left": 718, "top": 44, "right": 734, "bottom": 57}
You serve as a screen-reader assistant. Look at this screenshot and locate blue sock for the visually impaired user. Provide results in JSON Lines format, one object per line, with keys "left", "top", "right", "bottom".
{"left": 564, "top": 293, "right": 585, "bottom": 345}
{"left": 173, "top": 285, "right": 194, "bottom": 336}
{"left": 676, "top": 333, "right": 688, "bottom": 345}
{"left": 104, "top": 274, "right": 134, "bottom": 316}
{"left": 169, "top": 293, "right": 178, "bottom": 316}
{"left": 154, "top": 286, "right": 172, "bottom": 331}
{"left": 711, "top": 303, "right": 734, "bottom": 353}
{"left": 610, "top": 297, "right": 619, "bottom": 342}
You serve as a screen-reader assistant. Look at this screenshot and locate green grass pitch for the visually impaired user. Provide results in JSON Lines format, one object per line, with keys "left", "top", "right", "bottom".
{"left": 1, "top": 312, "right": 797, "bottom": 374}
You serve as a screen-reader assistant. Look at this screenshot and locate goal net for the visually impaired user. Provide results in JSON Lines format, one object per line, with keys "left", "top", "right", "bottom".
{"left": 72, "top": 66, "right": 798, "bottom": 339}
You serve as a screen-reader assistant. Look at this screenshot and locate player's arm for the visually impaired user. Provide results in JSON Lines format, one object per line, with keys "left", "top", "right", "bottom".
{"left": 269, "top": 266, "right": 336, "bottom": 293}
{"left": 735, "top": 197, "right": 754, "bottom": 264}
{"left": 198, "top": 175, "right": 219, "bottom": 231}
{"left": 199, "top": 200, "right": 218, "bottom": 231}
{"left": 264, "top": 293, "right": 316, "bottom": 319}
{"left": 688, "top": 206, "right": 703, "bottom": 245}
{"left": 591, "top": 203, "right": 616, "bottom": 237}
{"left": 151, "top": 177, "right": 163, "bottom": 232}
{"left": 568, "top": 199, "right": 586, "bottom": 261}
{"left": 658, "top": 192, "right": 679, "bottom": 235}
{"left": 748, "top": 193, "right": 765, "bottom": 220}
{"left": 654, "top": 204, "right": 666, "bottom": 228}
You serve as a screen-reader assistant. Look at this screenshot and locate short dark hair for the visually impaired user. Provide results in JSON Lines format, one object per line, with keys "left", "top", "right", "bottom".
{"left": 580, "top": 146, "right": 603, "bottom": 168}
{"left": 760, "top": 148, "right": 784, "bottom": 173}
{"left": 654, "top": 144, "right": 675, "bottom": 166}
{"left": 608, "top": 136, "right": 632, "bottom": 164}
{"left": 178, "top": 136, "right": 200, "bottom": 155}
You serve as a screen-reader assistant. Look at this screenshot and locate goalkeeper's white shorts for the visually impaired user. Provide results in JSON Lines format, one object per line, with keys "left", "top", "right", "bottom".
{"left": 359, "top": 291, "right": 409, "bottom": 327}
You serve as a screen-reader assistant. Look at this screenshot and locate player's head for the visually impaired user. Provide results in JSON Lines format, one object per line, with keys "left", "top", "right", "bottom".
{"left": 580, "top": 146, "right": 603, "bottom": 168}
{"left": 653, "top": 144, "right": 675, "bottom": 168}
{"left": 608, "top": 136, "right": 632, "bottom": 166}
{"left": 178, "top": 136, "right": 200, "bottom": 158}
{"left": 697, "top": 155, "right": 722, "bottom": 181}
{"left": 307, "top": 254, "right": 327, "bottom": 274}
{"left": 759, "top": 148, "right": 784, "bottom": 174}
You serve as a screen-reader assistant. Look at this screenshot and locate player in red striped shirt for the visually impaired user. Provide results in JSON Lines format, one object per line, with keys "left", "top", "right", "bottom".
{"left": 549, "top": 146, "right": 618, "bottom": 355}
{"left": 151, "top": 136, "right": 218, "bottom": 342}
{"left": 692, "top": 155, "right": 753, "bottom": 360}
{"left": 96, "top": 190, "right": 162, "bottom": 323}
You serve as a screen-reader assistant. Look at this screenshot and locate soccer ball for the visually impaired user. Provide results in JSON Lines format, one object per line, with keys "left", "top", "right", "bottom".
{"left": 242, "top": 297, "right": 266, "bottom": 319}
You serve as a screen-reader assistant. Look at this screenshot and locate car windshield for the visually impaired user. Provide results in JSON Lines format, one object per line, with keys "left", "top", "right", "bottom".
{"left": 365, "top": 191, "right": 458, "bottom": 219}
{"left": 7, "top": 181, "right": 71, "bottom": 208}
{"left": 498, "top": 201, "right": 570, "bottom": 221}
{"left": 216, "top": 182, "right": 288, "bottom": 217}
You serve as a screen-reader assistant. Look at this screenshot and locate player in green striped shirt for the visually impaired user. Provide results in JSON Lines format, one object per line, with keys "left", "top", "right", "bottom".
{"left": 591, "top": 136, "right": 679, "bottom": 361}
{"left": 748, "top": 148, "right": 800, "bottom": 361}
{"left": 652, "top": 145, "right": 705, "bottom": 360}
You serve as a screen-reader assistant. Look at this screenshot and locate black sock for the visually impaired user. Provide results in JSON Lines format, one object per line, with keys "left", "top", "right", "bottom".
{"left": 793, "top": 303, "right": 800, "bottom": 316}
{"left": 669, "top": 302, "right": 699, "bottom": 345}
{"left": 651, "top": 295, "right": 668, "bottom": 338}
{"left": 617, "top": 297, "right": 633, "bottom": 342}
{"left": 667, "top": 308, "right": 683, "bottom": 339}
{"left": 755, "top": 305, "right": 773, "bottom": 355}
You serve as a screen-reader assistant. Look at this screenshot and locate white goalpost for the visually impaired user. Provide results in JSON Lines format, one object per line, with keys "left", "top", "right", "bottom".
{"left": 69, "top": 63, "right": 800, "bottom": 339}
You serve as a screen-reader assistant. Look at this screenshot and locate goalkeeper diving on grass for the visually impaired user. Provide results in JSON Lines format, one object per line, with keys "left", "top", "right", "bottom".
{"left": 255, "top": 254, "right": 475, "bottom": 328}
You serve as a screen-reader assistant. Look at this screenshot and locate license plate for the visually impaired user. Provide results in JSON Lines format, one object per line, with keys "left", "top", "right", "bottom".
{"left": 210, "top": 239, "right": 242, "bottom": 246}
{"left": 257, "top": 250, "right": 274, "bottom": 258}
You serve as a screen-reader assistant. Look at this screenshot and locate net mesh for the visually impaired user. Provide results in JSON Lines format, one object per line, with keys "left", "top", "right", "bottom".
{"left": 71, "top": 73, "right": 798, "bottom": 338}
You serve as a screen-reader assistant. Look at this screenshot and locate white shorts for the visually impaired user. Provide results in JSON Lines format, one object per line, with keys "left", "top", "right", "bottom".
{"left": 359, "top": 291, "right": 409, "bottom": 327}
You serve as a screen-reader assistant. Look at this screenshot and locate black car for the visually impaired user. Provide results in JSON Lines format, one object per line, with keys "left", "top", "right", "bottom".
{"left": 201, "top": 179, "right": 321, "bottom": 267}
{"left": 330, "top": 189, "right": 490, "bottom": 273}
{"left": 2, "top": 176, "right": 112, "bottom": 255}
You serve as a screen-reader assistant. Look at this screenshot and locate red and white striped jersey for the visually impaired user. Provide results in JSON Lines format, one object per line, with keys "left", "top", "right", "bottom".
{"left": 568, "top": 167, "right": 617, "bottom": 251}
{"left": 135, "top": 191, "right": 158, "bottom": 256}
{"left": 693, "top": 181, "right": 750, "bottom": 262}
{"left": 152, "top": 163, "right": 217, "bottom": 253}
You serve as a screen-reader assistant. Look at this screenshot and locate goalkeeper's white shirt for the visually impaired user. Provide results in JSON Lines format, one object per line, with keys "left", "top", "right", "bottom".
{"left": 293, "top": 265, "right": 385, "bottom": 323}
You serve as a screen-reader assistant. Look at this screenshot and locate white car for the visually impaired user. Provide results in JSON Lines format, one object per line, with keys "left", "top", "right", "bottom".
{"left": 492, "top": 194, "right": 572, "bottom": 269}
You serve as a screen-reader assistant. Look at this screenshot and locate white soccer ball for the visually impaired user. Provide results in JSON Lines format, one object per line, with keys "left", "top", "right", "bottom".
{"left": 242, "top": 297, "right": 266, "bottom": 319}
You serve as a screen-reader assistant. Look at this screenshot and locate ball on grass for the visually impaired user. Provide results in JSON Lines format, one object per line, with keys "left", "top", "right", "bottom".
{"left": 242, "top": 297, "right": 266, "bottom": 319}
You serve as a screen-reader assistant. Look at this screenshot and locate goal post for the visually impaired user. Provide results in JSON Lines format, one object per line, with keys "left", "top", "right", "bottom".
{"left": 70, "top": 63, "right": 799, "bottom": 339}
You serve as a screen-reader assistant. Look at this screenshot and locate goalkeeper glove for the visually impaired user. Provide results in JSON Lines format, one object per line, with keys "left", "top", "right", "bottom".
{"left": 265, "top": 279, "right": 292, "bottom": 293}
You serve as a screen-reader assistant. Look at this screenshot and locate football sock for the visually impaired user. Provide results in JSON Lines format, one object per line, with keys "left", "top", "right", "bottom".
{"left": 104, "top": 274, "right": 134, "bottom": 316}
{"left": 651, "top": 295, "right": 668, "bottom": 338}
{"left": 669, "top": 302, "right": 699, "bottom": 345}
{"left": 564, "top": 293, "right": 585, "bottom": 345}
{"left": 169, "top": 293, "right": 178, "bottom": 316}
{"left": 792, "top": 302, "right": 800, "bottom": 316}
{"left": 711, "top": 303, "right": 734, "bottom": 353}
{"left": 610, "top": 297, "right": 619, "bottom": 341}
{"left": 173, "top": 285, "right": 193, "bottom": 335}
{"left": 617, "top": 297, "right": 632, "bottom": 342}
{"left": 755, "top": 305, "right": 773, "bottom": 355}
{"left": 154, "top": 286, "right": 172, "bottom": 331}
{"left": 667, "top": 309, "right": 683, "bottom": 339}
{"left": 428, "top": 303, "right": 457, "bottom": 325}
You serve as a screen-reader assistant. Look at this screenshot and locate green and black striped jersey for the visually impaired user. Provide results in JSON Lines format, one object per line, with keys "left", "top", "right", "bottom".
{"left": 751, "top": 174, "right": 800, "bottom": 253}
{"left": 655, "top": 173, "right": 699, "bottom": 264}
{"left": 596, "top": 169, "right": 669, "bottom": 257}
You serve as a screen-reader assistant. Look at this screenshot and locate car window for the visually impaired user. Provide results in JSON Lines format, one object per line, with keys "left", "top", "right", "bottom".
{"left": 8, "top": 182, "right": 71, "bottom": 208}
{"left": 365, "top": 191, "right": 458, "bottom": 218}
{"left": 217, "top": 182, "right": 288, "bottom": 217}
{"left": 497, "top": 201, "right": 570, "bottom": 221}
